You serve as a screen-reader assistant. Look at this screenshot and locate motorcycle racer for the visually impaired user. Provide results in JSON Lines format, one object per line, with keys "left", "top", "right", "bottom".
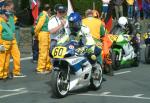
{"left": 111, "top": 17, "right": 138, "bottom": 61}
{"left": 67, "top": 12, "right": 101, "bottom": 63}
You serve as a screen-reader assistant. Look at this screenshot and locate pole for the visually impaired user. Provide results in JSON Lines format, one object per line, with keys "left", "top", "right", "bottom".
{"left": 93, "top": 1, "right": 95, "bottom": 10}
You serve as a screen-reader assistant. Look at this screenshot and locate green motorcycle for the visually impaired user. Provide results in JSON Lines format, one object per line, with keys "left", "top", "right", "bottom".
{"left": 111, "top": 34, "right": 140, "bottom": 70}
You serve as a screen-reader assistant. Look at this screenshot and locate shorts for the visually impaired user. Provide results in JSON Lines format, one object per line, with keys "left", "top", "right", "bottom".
{"left": 102, "top": 5, "right": 108, "bottom": 13}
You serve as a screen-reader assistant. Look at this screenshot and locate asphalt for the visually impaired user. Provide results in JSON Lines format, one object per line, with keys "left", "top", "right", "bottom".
{"left": 0, "top": 19, "right": 150, "bottom": 103}
{"left": 0, "top": 47, "right": 150, "bottom": 103}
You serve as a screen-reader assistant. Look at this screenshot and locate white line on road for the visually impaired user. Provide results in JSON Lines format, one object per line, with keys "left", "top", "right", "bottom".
{"left": 74, "top": 93, "right": 150, "bottom": 100}
{"left": 132, "top": 94, "right": 144, "bottom": 97}
{"left": 0, "top": 88, "right": 26, "bottom": 92}
{"left": 0, "top": 90, "right": 28, "bottom": 99}
{"left": 114, "top": 71, "right": 131, "bottom": 75}
{"left": 10, "top": 57, "right": 32, "bottom": 62}
{"left": 99, "top": 92, "right": 111, "bottom": 95}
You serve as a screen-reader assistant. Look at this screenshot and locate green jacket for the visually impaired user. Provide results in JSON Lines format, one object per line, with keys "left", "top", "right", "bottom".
{"left": 35, "top": 11, "right": 49, "bottom": 34}
{"left": 1, "top": 21, "right": 13, "bottom": 41}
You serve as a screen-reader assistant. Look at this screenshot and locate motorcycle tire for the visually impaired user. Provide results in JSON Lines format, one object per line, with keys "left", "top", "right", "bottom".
{"left": 111, "top": 52, "right": 120, "bottom": 70}
{"left": 145, "top": 46, "right": 150, "bottom": 64}
{"left": 133, "top": 50, "right": 140, "bottom": 66}
{"left": 103, "top": 63, "right": 114, "bottom": 76}
{"left": 106, "top": 64, "right": 114, "bottom": 76}
{"left": 51, "top": 69, "right": 70, "bottom": 98}
{"left": 90, "top": 63, "right": 103, "bottom": 90}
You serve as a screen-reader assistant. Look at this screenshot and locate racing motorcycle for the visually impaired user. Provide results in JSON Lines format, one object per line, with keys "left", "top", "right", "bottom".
{"left": 50, "top": 36, "right": 103, "bottom": 98}
{"left": 143, "top": 24, "right": 150, "bottom": 63}
{"left": 111, "top": 33, "right": 140, "bottom": 70}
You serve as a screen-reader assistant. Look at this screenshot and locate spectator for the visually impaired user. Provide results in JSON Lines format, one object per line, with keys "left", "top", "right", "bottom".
{"left": 142, "top": 0, "right": 150, "bottom": 19}
{"left": 113, "top": 0, "right": 124, "bottom": 19}
{"left": 3, "top": 0, "right": 26, "bottom": 77}
{"left": 31, "top": 25, "right": 39, "bottom": 63}
{"left": 105, "top": 0, "right": 114, "bottom": 32}
{"left": 34, "top": 4, "right": 52, "bottom": 74}
{"left": 101, "top": 0, "right": 111, "bottom": 20}
{"left": 134, "top": 0, "right": 141, "bottom": 21}
{"left": 82, "top": 9, "right": 105, "bottom": 64}
{"left": 126, "top": 0, "right": 134, "bottom": 19}
{"left": 48, "top": 4, "right": 67, "bottom": 51}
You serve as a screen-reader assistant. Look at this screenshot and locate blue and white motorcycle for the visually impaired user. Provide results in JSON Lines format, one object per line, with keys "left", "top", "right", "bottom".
{"left": 50, "top": 37, "right": 103, "bottom": 98}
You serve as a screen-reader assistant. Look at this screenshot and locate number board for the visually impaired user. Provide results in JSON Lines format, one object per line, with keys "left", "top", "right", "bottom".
{"left": 109, "top": 35, "right": 119, "bottom": 41}
{"left": 52, "top": 46, "right": 67, "bottom": 58}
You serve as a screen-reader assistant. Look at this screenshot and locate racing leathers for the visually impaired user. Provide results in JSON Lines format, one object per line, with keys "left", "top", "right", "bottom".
{"left": 110, "top": 22, "right": 136, "bottom": 59}
{"left": 67, "top": 25, "right": 101, "bottom": 63}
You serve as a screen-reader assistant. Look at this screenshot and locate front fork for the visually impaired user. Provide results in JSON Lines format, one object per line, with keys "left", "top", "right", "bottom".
{"left": 118, "top": 49, "right": 122, "bottom": 61}
{"left": 65, "top": 65, "right": 70, "bottom": 83}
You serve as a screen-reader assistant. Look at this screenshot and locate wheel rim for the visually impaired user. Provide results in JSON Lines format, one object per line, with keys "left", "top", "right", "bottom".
{"left": 57, "top": 71, "right": 69, "bottom": 96}
{"left": 92, "top": 64, "right": 103, "bottom": 87}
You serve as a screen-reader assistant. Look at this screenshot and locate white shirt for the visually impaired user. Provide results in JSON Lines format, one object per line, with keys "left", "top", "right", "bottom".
{"left": 48, "top": 16, "right": 68, "bottom": 40}
{"left": 78, "top": 26, "right": 95, "bottom": 45}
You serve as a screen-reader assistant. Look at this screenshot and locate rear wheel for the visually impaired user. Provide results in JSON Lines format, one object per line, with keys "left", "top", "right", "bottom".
{"left": 111, "top": 51, "right": 120, "bottom": 70}
{"left": 104, "top": 64, "right": 114, "bottom": 76}
{"left": 133, "top": 50, "right": 140, "bottom": 66}
{"left": 145, "top": 46, "right": 150, "bottom": 64}
{"left": 90, "top": 63, "right": 103, "bottom": 90}
{"left": 51, "top": 68, "right": 70, "bottom": 98}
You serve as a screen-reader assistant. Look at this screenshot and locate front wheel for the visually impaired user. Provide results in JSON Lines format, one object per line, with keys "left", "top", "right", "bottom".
{"left": 51, "top": 68, "right": 70, "bottom": 98}
{"left": 90, "top": 63, "right": 103, "bottom": 90}
{"left": 145, "top": 46, "right": 150, "bottom": 64}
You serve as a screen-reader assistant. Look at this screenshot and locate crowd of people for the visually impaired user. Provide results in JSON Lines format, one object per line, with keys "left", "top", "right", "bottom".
{"left": 0, "top": 0, "right": 26, "bottom": 79}
{"left": 0, "top": 0, "right": 149, "bottom": 80}
{"left": 101, "top": 0, "right": 150, "bottom": 21}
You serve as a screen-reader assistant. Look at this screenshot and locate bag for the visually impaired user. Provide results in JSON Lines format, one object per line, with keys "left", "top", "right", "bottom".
{"left": 0, "top": 44, "right": 5, "bottom": 52}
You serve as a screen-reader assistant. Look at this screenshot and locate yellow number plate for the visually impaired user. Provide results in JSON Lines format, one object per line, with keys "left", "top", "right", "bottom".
{"left": 109, "top": 35, "right": 118, "bottom": 41}
{"left": 52, "top": 46, "right": 67, "bottom": 58}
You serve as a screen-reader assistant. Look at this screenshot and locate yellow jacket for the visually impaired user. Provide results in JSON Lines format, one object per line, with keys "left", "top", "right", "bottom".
{"left": 82, "top": 17, "right": 105, "bottom": 40}
{"left": 126, "top": 0, "right": 134, "bottom": 5}
{"left": 34, "top": 11, "right": 49, "bottom": 36}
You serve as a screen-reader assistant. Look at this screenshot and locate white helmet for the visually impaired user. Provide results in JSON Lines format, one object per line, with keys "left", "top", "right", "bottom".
{"left": 118, "top": 17, "right": 128, "bottom": 29}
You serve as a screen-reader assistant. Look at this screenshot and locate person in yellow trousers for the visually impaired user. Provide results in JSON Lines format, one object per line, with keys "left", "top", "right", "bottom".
{"left": 82, "top": 9, "right": 106, "bottom": 65}
{"left": 3, "top": 0, "right": 26, "bottom": 77}
{"left": 0, "top": 10, "right": 13, "bottom": 79}
{"left": 34, "top": 4, "right": 53, "bottom": 74}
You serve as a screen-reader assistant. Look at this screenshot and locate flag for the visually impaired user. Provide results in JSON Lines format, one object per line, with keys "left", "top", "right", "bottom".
{"left": 104, "top": 0, "right": 114, "bottom": 33}
{"left": 67, "top": 0, "right": 74, "bottom": 16}
{"left": 137, "top": 0, "right": 142, "bottom": 11}
{"left": 31, "top": 0, "right": 39, "bottom": 25}
{"left": 105, "top": 16, "right": 113, "bottom": 33}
